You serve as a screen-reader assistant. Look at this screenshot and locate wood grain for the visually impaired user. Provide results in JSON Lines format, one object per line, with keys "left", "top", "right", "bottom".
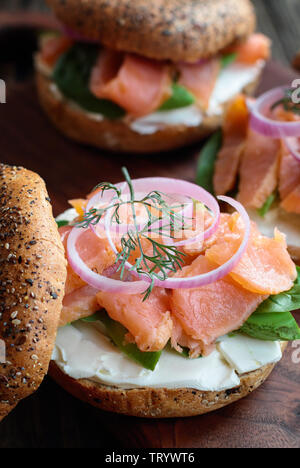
{"left": 0, "top": 60, "right": 299, "bottom": 448}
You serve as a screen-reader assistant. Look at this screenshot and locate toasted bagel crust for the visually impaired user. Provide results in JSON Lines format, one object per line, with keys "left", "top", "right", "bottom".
{"left": 47, "top": 0, "right": 256, "bottom": 62}
{"left": 0, "top": 164, "right": 67, "bottom": 422}
{"left": 35, "top": 70, "right": 260, "bottom": 154}
{"left": 49, "top": 343, "right": 287, "bottom": 418}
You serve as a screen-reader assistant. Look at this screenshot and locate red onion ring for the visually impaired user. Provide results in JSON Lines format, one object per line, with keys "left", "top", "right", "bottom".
{"left": 249, "top": 86, "right": 300, "bottom": 138}
{"left": 86, "top": 178, "right": 218, "bottom": 244}
{"left": 285, "top": 137, "right": 300, "bottom": 163}
{"left": 104, "top": 195, "right": 250, "bottom": 290}
{"left": 67, "top": 226, "right": 149, "bottom": 294}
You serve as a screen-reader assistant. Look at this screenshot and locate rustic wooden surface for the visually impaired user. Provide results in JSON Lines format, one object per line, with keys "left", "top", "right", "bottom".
{"left": 0, "top": 5, "right": 299, "bottom": 449}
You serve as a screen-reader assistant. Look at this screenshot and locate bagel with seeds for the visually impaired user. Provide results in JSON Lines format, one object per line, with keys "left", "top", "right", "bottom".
{"left": 0, "top": 164, "right": 67, "bottom": 422}
{"left": 46, "top": 0, "right": 256, "bottom": 63}
{"left": 35, "top": 0, "right": 269, "bottom": 153}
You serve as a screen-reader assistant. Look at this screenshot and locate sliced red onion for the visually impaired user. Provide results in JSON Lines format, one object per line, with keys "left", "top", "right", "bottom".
{"left": 67, "top": 226, "right": 149, "bottom": 294}
{"left": 104, "top": 195, "right": 250, "bottom": 290}
{"left": 285, "top": 137, "right": 300, "bottom": 163}
{"left": 249, "top": 86, "right": 300, "bottom": 138}
{"left": 86, "top": 178, "right": 218, "bottom": 244}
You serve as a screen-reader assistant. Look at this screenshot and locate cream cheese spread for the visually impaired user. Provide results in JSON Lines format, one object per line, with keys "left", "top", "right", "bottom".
{"left": 52, "top": 321, "right": 282, "bottom": 391}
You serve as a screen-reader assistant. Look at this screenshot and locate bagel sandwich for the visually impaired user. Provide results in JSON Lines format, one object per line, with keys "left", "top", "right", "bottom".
{"left": 1, "top": 165, "right": 299, "bottom": 420}
{"left": 0, "top": 164, "right": 67, "bottom": 422}
{"left": 49, "top": 171, "right": 299, "bottom": 419}
{"left": 34, "top": 0, "right": 271, "bottom": 153}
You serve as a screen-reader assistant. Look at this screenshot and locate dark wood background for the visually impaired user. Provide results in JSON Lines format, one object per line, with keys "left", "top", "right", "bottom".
{"left": 0, "top": 0, "right": 299, "bottom": 449}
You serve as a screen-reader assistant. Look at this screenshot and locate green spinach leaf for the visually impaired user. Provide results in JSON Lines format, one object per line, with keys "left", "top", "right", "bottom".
{"left": 53, "top": 43, "right": 125, "bottom": 119}
{"left": 257, "top": 191, "right": 278, "bottom": 217}
{"left": 255, "top": 267, "right": 300, "bottom": 314}
{"left": 56, "top": 220, "right": 69, "bottom": 228}
{"left": 195, "top": 130, "right": 222, "bottom": 194}
{"left": 159, "top": 83, "right": 195, "bottom": 111}
{"left": 220, "top": 53, "right": 237, "bottom": 69}
{"left": 82, "top": 310, "right": 161, "bottom": 371}
{"left": 240, "top": 311, "right": 300, "bottom": 341}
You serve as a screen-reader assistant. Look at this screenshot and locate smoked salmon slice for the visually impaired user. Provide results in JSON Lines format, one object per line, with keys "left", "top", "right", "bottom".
{"left": 59, "top": 225, "right": 116, "bottom": 296}
{"left": 213, "top": 94, "right": 249, "bottom": 195}
{"left": 60, "top": 285, "right": 99, "bottom": 327}
{"left": 228, "top": 33, "right": 271, "bottom": 65}
{"left": 278, "top": 142, "right": 300, "bottom": 200}
{"left": 96, "top": 288, "right": 173, "bottom": 352}
{"left": 178, "top": 59, "right": 220, "bottom": 109}
{"left": 206, "top": 213, "right": 297, "bottom": 295}
{"left": 90, "top": 49, "right": 172, "bottom": 117}
{"left": 281, "top": 184, "right": 300, "bottom": 214}
{"left": 40, "top": 35, "right": 72, "bottom": 67}
{"left": 170, "top": 256, "right": 266, "bottom": 356}
{"left": 238, "top": 129, "right": 281, "bottom": 208}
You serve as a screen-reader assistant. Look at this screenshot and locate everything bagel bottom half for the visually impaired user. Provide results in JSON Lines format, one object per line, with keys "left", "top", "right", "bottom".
{"left": 49, "top": 342, "right": 286, "bottom": 418}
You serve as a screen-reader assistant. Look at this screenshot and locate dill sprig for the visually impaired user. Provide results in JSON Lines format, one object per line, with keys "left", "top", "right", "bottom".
{"left": 75, "top": 167, "right": 191, "bottom": 300}
{"left": 271, "top": 87, "right": 300, "bottom": 115}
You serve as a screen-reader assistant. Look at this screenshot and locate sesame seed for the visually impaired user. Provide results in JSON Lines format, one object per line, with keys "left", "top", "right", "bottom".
{"left": 12, "top": 319, "right": 21, "bottom": 326}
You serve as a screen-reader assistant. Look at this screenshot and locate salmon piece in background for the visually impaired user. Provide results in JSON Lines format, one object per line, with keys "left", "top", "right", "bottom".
{"left": 279, "top": 142, "right": 300, "bottom": 200}
{"left": 281, "top": 184, "right": 300, "bottom": 214}
{"left": 90, "top": 50, "right": 172, "bottom": 117}
{"left": 178, "top": 58, "right": 220, "bottom": 110}
{"left": 238, "top": 129, "right": 281, "bottom": 208}
{"left": 213, "top": 94, "right": 249, "bottom": 195}
{"left": 228, "top": 33, "right": 271, "bottom": 64}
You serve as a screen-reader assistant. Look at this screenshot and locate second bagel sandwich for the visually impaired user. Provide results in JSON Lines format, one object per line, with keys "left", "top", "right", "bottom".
{"left": 35, "top": 0, "right": 270, "bottom": 153}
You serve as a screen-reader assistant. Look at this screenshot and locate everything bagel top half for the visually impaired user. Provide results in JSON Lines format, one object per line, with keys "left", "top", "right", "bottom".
{"left": 0, "top": 164, "right": 66, "bottom": 422}
{"left": 35, "top": 0, "right": 271, "bottom": 153}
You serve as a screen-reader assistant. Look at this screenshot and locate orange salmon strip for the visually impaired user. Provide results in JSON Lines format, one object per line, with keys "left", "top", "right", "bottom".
{"left": 96, "top": 288, "right": 173, "bottom": 352}
{"left": 214, "top": 94, "right": 249, "bottom": 195}
{"left": 90, "top": 49, "right": 172, "bottom": 117}
{"left": 40, "top": 35, "right": 73, "bottom": 67}
{"left": 178, "top": 58, "right": 220, "bottom": 109}
{"left": 238, "top": 129, "right": 281, "bottom": 209}
{"left": 170, "top": 256, "right": 266, "bottom": 356}
{"left": 228, "top": 33, "right": 271, "bottom": 64}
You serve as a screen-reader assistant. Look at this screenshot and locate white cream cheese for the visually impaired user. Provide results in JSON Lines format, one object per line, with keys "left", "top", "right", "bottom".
{"left": 129, "top": 105, "right": 203, "bottom": 135}
{"left": 208, "top": 61, "right": 265, "bottom": 115}
{"left": 247, "top": 207, "right": 300, "bottom": 248}
{"left": 52, "top": 322, "right": 282, "bottom": 391}
{"left": 56, "top": 208, "right": 78, "bottom": 223}
{"left": 218, "top": 335, "right": 282, "bottom": 374}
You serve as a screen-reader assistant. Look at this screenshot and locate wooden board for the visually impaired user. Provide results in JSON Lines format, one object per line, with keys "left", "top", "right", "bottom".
{"left": 0, "top": 61, "right": 299, "bottom": 448}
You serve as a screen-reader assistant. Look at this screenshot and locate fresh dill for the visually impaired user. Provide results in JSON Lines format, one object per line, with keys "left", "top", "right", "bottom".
{"left": 75, "top": 167, "right": 191, "bottom": 300}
